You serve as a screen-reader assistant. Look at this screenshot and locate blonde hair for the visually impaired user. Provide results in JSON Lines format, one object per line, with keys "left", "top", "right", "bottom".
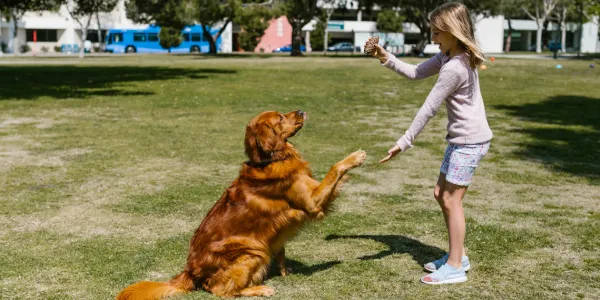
{"left": 429, "top": 2, "right": 485, "bottom": 69}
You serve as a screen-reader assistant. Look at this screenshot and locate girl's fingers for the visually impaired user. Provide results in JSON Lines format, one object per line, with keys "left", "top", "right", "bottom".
{"left": 380, "top": 145, "right": 401, "bottom": 163}
{"left": 379, "top": 153, "right": 394, "bottom": 163}
{"left": 379, "top": 155, "right": 391, "bottom": 163}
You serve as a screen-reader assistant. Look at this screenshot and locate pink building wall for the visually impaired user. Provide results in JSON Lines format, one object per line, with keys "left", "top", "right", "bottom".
{"left": 254, "top": 16, "right": 292, "bottom": 53}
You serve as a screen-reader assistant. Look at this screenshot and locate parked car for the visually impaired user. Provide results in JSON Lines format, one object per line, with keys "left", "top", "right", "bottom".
{"left": 548, "top": 41, "right": 562, "bottom": 52}
{"left": 528, "top": 41, "right": 562, "bottom": 52}
{"left": 327, "top": 42, "right": 355, "bottom": 52}
{"left": 272, "top": 44, "right": 306, "bottom": 52}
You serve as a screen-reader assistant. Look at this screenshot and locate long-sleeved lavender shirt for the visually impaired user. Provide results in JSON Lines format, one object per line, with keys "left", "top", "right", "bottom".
{"left": 383, "top": 52, "right": 493, "bottom": 152}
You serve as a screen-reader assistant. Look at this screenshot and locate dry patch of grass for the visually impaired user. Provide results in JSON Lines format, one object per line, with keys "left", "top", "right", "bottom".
{"left": 0, "top": 55, "right": 598, "bottom": 299}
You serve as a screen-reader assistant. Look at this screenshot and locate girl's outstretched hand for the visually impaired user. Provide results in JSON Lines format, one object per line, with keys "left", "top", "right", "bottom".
{"left": 364, "top": 37, "right": 388, "bottom": 63}
{"left": 372, "top": 44, "right": 388, "bottom": 62}
{"left": 379, "top": 144, "right": 401, "bottom": 164}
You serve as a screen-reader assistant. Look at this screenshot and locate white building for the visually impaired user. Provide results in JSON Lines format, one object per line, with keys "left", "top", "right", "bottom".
{"left": 0, "top": 0, "right": 233, "bottom": 54}
{"left": 0, "top": 0, "right": 140, "bottom": 53}
{"left": 0, "top": 0, "right": 598, "bottom": 55}
{"left": 302, "top": 1, "right": 599, "bottom": 54}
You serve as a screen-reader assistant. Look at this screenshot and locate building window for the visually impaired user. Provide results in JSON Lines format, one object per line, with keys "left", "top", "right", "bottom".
{"left": 277, "top": 18, "right": 284, "bottom": 37}
{"left": 133, "top": 33, "right": 147, "bottom": 42}
{"left": 26, "top": 29, "right": 58, "bottom": 42}
{"left": 87, "top": 30, "right": 107, "bottom": 43}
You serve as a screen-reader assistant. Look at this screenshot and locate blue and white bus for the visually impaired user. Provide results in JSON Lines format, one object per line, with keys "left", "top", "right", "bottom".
{"left": 104, "top": 24, "right": 222, "bottom": 54}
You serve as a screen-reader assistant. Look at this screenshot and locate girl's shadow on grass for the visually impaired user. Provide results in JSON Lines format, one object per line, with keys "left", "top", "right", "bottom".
{"left": 325, "top": 234, "right": 445, "bottom": 266}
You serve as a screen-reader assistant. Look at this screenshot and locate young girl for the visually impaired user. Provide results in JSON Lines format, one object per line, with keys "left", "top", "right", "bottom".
{"left": 366, "top": 2, "right": 493, "bottom": 284}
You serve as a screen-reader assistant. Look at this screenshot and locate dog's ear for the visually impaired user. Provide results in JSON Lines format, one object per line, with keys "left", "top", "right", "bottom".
{"left": 254, "top": 123, "right": 285, "bottom": 153}
{"left": 245, "top": 122, "right": 285, "bottom": 163}
{"left": 245, "top": 124, "right": 262, "bottom": 163}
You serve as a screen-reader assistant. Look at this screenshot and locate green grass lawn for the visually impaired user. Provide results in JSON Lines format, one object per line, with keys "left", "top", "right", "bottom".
{"left": 0, "top": 54, "right": 599, "bottom": 299}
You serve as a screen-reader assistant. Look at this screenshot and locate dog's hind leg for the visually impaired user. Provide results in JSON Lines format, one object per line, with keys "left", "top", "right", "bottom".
{"left": 240, "top": 285, "right": 275, "bottom": 297}
{"left": 208, "top": 255, "right": 270, "bottom": 298}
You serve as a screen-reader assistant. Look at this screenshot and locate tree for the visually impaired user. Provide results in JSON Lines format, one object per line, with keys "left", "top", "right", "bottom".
{"left": 549, "top": 1, "right": 569, "bottom": 53}
{"left": 360, "top": 0, "right": 503, "bottom": 54}
{"left": 126, "top": 0, "right": 193, "bottom": 30}
{"left": 0, "top": 0, "right": 62, "bottom": 54}
{"left": 463, "top": 0, "right": 504, "bottom": 23}
{"left": 194, "top": 0, "right": 275, "bottom": 55}
{"left": 195, "top": 0, "right": 238, "bottom": 54}
{"left": 236, "top": 4, "right": 275, "bottom": 51}
{"left": 280, "top": 0, "right": 318, "bottom": 56}
{"left": 360, "top": 0, "right": 499, "bottom": 52}
{"left": 66, "top": 0, "right": 119, "bottom": 58}
{"left": 159, "top": 26, "right": 183, "bottom": 52}
{"left": 521, "top": 0, "right": 561, "bottom": 53}
{"left": 499, "top": 0, "right": 526, "bottom": 52}
{"left": 319, "top": 0, "right": 346, "bottom": 55}
{"left": 310, "top": 12, "right": 331, "bottom": 51}
{"left": 376, "top": 8, "right": 404, "bottom": 48}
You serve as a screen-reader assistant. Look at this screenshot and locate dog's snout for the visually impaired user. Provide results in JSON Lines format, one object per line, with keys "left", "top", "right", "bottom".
{"left": 296, "top": 110, "right": 307, "bottom": 120}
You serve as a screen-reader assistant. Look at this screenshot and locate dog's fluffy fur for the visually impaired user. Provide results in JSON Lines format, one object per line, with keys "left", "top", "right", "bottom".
{"left": 116, "top": 110, "right": 366, "bottom": 299}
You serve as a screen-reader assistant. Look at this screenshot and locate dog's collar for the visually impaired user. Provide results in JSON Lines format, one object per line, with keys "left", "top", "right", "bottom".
{"left": 245, "top": 158, "right": 284, "bottom": 168}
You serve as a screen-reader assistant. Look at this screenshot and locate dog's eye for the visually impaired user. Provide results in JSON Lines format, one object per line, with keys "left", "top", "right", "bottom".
{"left": 279, "top": 115, "right": 283, "bottom": 122}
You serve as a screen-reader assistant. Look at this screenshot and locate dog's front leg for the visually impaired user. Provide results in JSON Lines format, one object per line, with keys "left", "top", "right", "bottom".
{"left": 307, "top": 150, "right": 366, "bottom": 214}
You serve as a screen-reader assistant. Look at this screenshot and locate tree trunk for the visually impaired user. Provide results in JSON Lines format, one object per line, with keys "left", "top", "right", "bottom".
{"left": 80, "top": 28, "right": 86, "bottom": 58}
{"left": 290, "top": 21, "right": 303, "bottom": 57}
{"left": 214, "top": 19, "right": 230, "bottom": 48}
{"left": 414, "top": 13, "right": 430, "bottom": 55}
{"left": 560, "top": 20, "right": 566, "bottom": 53}
{"left": 323, "top": 17, "right": 329, "bottom": 56}
{"left": 536, "top": 23, "right": 543, "bottom": 53}
{"left": 415, "top": 29, "right": 429, "bottom": 55}
{"left": 11, "top": 13, "right": 19, "bottom": 55}
{"left": 323, "top": 10, "right": 333, "bottom": 56}
{"left": 96, "top": 12, "right": 103, "bottom": 51}
{"left": 541, "top": 18, "right": 550, "bottom": 51}
{"left": 79, "top": 17, "right": 92, "bottom": 58}
{"left": 202, "top": 25, "right": 217, "bottom": 55}
{"left": 505, "top": 18, "right": 512, "bottom": 52}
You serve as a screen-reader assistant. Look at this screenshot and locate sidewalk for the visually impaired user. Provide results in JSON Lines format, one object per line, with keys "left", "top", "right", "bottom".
{"left": 486, "top": 52, "right": 597, "bottom": 60}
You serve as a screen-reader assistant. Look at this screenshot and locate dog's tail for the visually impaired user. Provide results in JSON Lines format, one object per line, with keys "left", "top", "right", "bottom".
{"left": 116, "top": 271, "right": 194, "bottom": 300}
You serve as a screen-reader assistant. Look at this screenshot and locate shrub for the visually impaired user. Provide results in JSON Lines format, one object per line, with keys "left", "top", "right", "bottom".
{"left": 20, "top": 44, "right": 31, "bottom": 53}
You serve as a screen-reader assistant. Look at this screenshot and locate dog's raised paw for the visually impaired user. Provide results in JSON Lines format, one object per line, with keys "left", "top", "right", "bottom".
{"left": 347, "top": 150, "right": 367, "bottom": 168}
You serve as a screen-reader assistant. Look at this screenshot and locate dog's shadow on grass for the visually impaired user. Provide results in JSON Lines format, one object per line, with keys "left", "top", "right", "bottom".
{"left": 325, "top": 234, "right": 445, "bottom": 266}
{"left": 270, "top": 235, "right": 443, "bottom": 278}
{"left": 269, "top": 259, "right": 342, "bottom": 278}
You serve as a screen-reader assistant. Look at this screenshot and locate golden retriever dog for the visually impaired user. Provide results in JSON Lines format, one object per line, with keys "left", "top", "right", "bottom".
{"left": 116, "top": 110, "right": 366, "bottom": 299}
